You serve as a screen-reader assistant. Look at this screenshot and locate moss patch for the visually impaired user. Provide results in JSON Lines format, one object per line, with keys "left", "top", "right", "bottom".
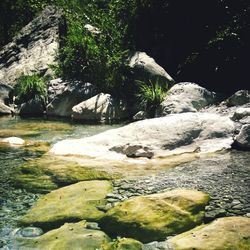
{"left": 20, "top": 180, "right": 113, "bottom": 230}
{"left": 14, "top": 156, "right": 117, "bottom": 193}
{"left": 14, "top": 221, "right": 110, "bottom": 250}
{"left": 100, "top": 189, "right": 210, "bottom": 243}
{"left": 102, "top": 238, "right": 143, "bottom": 250}
{"left": 168, "top": 216, "right": 250, "bottom": 250}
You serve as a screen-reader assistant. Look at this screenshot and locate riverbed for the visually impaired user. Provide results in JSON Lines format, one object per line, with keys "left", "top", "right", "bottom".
{"left": 0, "top": 116, "right": 249, "bottom": 249}
{"left": 0, "top": 116, "right": 120, "bottom": 248}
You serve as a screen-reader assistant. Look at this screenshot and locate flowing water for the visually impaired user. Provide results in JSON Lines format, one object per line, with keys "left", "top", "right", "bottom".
{"left": 0, "top": 116, "right": 120, "bottom": 248}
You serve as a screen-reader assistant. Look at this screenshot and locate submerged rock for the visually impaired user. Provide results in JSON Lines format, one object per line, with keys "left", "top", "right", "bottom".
{"left": 14, "top": 156, "right": 115, "bottom": 193}
{"left": 14, "top": 221, "right": 110, "bottom": 250}
{"left": 20, "top": 180, "right": 112, "bottom": 230}
{"left": 50, "top": 112, "right": 235, "bottom": 160}
{"left": 72, "top": 93, "right": 128, "bottom": 122}
{"left": 167, "top": 217, "right": 250, "bottom": 250}
{"left": 102, "top": 238, "right": 143, "bottom": 250}
{"left": 1, "top": 137, "right": 25, "bottom": 145}
{"left": 159, "top": 82, "right": 216, "bottom": 115}
{"left": 100, "top": 189, "right": 210, "bottom": 242}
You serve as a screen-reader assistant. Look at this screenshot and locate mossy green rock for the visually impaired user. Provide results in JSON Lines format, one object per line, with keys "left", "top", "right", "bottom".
{"left": 20, "top": 180, "right": 112, "bottom": 230}
{"left": 168, "top": 216, "right": 250, "bottom": 250}
{"left": 102, "top": 238, "right": 143, "bottom": 250}
{"left": 101, "top": 189, "right": 210, "bottom": 243}
{"left": 14, "top": 156, "right": 115, "bottom": 193}
{"left": 14, "top": 221, "right": 110, "bottom": 250}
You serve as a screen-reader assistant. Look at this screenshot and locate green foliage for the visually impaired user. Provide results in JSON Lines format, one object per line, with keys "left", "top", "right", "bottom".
{"left": 136, "top": 78, "right": 168, "bottom": 117}
{"left": 14, "top": 74, "right": 47, "bottom": 104}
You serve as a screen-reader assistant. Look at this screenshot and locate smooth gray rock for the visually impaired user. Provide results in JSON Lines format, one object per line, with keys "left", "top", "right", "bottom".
{"left": 72, "top": 93, "right": 128, "bottom": 122}
{"left": 226, "top": 90, "right": 250, "bottom": 107}
{"left": 0, "top": 102, "right": 13, "bottom": 115}
{"left": 19, "top": 97, "right": 44, "bottom": 117}
{"left": 234, "top": 124, "right": 250, "bottom": 149}
{"left": 133, "top": 111, "right": 147, "bottom": 121}
{"left": 129, "top": 51, "right": 174, "bottom": 85}
{"left": 0, "top": 83, "right": 13, "bottom": 105}
{"left": 50, "top": 112, "right": 235, "bottom": 160}
{"left": 160, "top": 82, "right": 216, "bottom": 115}
{"left": 47, "top": 81, "right": 96, "bottom": 117}
{"left": 0, "top": 6, "right": 65, "bottom": 85}
{"left": 232, "top": 107, "right": 250, "bottom": 121}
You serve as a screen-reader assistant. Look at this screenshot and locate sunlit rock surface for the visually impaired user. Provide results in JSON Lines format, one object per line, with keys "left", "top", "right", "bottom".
{"left": 20, "top": 180, "right": 112, "bottom": 230}
{"left": 160, "top": 82, "right": 216, "bottom": 115}
{"left": 14, "top": 156, "right": 116, "bottom": 193}
{"left": 14, "top": 221, "right": 110, "bottom": 250}
{"left": 100, "top": 189, "right": 209, "bottom": 242}
{"left": 0, "top": 6, "right": 65, "bottom": 85}
{"left": 1, "top": 137, "right": 25, "bottom": 145}
{"left": 50, "top": 112, "right": 235, "bottom": 160}
{"left": 167, "top": 217, "right": 250, "bottom": 250}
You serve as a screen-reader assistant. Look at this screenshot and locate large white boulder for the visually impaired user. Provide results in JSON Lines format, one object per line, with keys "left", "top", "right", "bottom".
{"left": 72, "top": 93, "right": 128, "bottom": 122}
{"left": 50, "top": 112, "right": 235, "bottom": 160}
{"left": 160, "top": 82, "right": 216, "bottom": 115}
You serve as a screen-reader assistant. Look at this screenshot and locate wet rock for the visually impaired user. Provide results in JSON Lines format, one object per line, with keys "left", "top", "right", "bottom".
{"left": 0, "top": 6, "right": 65, "bottom": 85}
{"left": 72, "top": 93, "right": 129, "bottom": 122}
{"left": 226, "top": 90, "right": 250, "bottom": 107}
{"left": 1, "top": 137, "right": 25, "bottom": 145}
{"left": 167, "top": 217, "right": 250, "bottom": 250}
{"left": 102, "top": 237, "right": 143, "bottom": 250}
{"left": 20, "top": 180, "right": 112, "bottom": 230}
{"left": 14, "top": 221, "right": 110, "bottom": 250}
{"left": 100, "top": 189, "right": 209, "bottom": 242}
{"left": 14, "top": 227, "right": 43, "bottom": 237}
{"left": 14, "top": 156, "right": 114, "bottom": 193}
{"left": 159, "top": 82, "right": 216, "bottom": 115}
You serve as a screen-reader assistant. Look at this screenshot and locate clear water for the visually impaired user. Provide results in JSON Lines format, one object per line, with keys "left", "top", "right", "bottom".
{"left": 0, "top": 116, "right": 120, "bottom": 248}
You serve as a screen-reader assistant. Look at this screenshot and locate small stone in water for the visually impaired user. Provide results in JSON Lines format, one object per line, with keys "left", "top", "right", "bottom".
{"left": 17, "top": 227, "right": 44, "bottom": 237}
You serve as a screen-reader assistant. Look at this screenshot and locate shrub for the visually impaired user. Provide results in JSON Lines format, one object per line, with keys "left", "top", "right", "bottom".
{"left": 14, "top": 74, "right": 47, "bottom": 104}
{"left": 136, "top": 77, "right": 169, "bottom": 118}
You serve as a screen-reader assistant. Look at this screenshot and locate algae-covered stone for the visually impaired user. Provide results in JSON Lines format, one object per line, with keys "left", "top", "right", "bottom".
{"left": 14, "top": 156, "right": 115, "bottom": 193}
{"left": 20, "top": 180, "right": 112, "bottom": 230}
{"left": 102, "top": 238, "right": 143, "bottom": 250}
{"left": 168, "top": 216, "right": 250, "bottom": 250}
{"left": 14, "top": 221, "right": 110, "bottom": 250}
{"left": 100, "top": 189, "right": 210, "bottom": 243}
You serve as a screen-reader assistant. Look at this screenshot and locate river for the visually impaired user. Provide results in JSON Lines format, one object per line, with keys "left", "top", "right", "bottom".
{"left": 0, "top": 116, "right": 119, "bottom": 249}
